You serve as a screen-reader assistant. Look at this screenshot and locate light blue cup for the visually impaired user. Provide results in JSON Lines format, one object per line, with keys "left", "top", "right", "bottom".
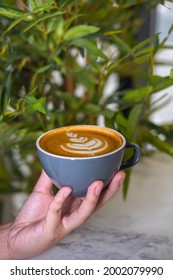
{"left": 36, "top": 125, "right": 141, "bottom": 197}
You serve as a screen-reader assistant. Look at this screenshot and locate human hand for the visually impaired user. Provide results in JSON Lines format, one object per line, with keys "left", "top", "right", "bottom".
{"left": 6, "top": 170, "right": 126, "bottom": 259}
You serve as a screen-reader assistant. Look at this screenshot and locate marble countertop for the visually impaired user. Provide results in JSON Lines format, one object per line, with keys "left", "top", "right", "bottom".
{"left": 31, "top": 152, "right": 173, "bottom": 260}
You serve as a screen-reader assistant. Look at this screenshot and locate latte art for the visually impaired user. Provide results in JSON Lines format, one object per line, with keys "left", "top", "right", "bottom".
{"left": 60, "top": 132, "right": 108, "bottom": 155}
{"left": 39, "top": 125, "right": 123, "bottom": 157}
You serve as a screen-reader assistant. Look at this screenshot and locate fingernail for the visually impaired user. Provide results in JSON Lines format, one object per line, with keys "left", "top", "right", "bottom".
{"left": 95, "top": 182, "right": 103, "bottom": 196}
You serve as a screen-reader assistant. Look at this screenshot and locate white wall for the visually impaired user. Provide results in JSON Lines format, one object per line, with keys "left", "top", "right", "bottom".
{"left": 150, "top": 3, "right": 173, "bottom": 125}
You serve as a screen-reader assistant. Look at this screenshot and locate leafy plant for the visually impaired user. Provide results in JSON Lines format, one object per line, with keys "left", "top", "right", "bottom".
{"left": 0, "top": 0, "right": 173, "bottom": 198}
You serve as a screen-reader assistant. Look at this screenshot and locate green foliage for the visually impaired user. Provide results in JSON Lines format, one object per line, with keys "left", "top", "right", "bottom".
{"left": 0, "top": 0, "right": 173, "bottom": 198}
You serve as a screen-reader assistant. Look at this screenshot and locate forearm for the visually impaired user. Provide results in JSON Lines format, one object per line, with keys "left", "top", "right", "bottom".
{"left": 0, "top": 223, "right": 12, "bottom": 260}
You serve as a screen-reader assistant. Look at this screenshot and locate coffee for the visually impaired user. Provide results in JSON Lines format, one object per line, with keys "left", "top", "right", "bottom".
{"left": 39, "top": 125, "right": 123, "bottom": 158}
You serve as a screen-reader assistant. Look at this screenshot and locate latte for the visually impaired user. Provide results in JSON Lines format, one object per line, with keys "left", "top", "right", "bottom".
{"left": 39, "top": 125, "right": 123, "bottom": 158}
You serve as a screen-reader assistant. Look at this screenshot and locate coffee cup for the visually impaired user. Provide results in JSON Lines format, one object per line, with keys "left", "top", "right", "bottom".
{"left": 36, "top": 125, "right": 141, "bottom": 197}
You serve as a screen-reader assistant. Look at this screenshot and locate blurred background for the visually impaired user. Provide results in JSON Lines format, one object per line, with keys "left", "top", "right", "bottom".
{"left": 0, "top": 0, "right": 173, "bottom": 226}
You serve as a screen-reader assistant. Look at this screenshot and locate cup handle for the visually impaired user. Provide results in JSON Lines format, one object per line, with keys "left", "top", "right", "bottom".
{"left": 120, "top": 142, "right": 141, "bottom": 170}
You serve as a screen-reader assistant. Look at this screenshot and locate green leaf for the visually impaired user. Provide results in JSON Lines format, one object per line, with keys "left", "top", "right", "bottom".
{"left": 53, "top": 16, "right": 64, "bottom": 37}
{"left": 82, "top": 103, "right": 101, "bottom": 113}
{"left": 64, "top": 14, "right": 83, "bottom": 31}
{"left": 143, "top": 130, "right": 173, "bottom": 156}
{"left": 56, "top": 91, "right": 80, "bottom": 109}
{"left": 58, "top": 0, "right": 78, "bottom": 7}
{"left": 72, "top": 38, "right": 108, "bottom": 60}
{"left": 64, "top": 25, "right": 100, "bottom": 41}
{"left": 24, "top": 96, "right": 46, "bottom": 114}
{"left": 1, "top": 15, "right": 31, "bottom": 37}
{"left": 36, "top": 64, "right": 52, "bottom": 74}
{"left": 101, "top": 109, "right": 115, "bottom": 119}
{"left": 112, "top": 35, "right": 131, "bottom": 54}
{"left": 71, "top": 68, "right": 97, "bottom": 87}
{"left": 132, "top": 33, "right": 159, "bottom": 53}
{"left": 150, "top": 75, "right": 173, "bottom": 93}
{"left": 0, "top": 7, "right": 47, "bottom": 36}
{"left": 22, "top": 11, "right": 64, "bottom": 33}
{"left": 28, "top": 0, "right": 54, "bottom": 10}
{"left": 122, "top": 169, "right": 132, "bottom": 200}
{"left": 47, "top": 16, "right": 62, "bottom": 34}
{"left": 28, "top": 0, "right": 42, "bottom": 9}
{"left": 115, "top": 112, "right": 128, "bottom": 136}
{"left": 170, "top": 69, "right": 173, "bottom": 79}
{"left": 0, "top": 6, "right": 26, "bottom": 19}
{"left": 30, "top": 64, "right": 52, "bottom": 89}
{"left": 127, "top": 104, "right": 143, "bottom": 140}
{"left": 123, "top": 86, "right": 153, "bottom": 102}
{"left": 168, "top": 23, "right": 173, "bottom": 36}
{"left": 107, "top": 52, "right": 151, "bottom": 75}
{"left": 104, "top": 118, "right": 115, "bottom": 129}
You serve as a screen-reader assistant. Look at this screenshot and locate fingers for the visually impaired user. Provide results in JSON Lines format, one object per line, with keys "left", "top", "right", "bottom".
{"left": 45, "top": 187, "right": 72, "bottom": 233}
{"left": 44, "top": 172, "right": 125, "bottom": 240}
{"left": 33, "top": 170, "right": 53, "bottom": 193}
{"left": 62, "top": 181, "right": 104, "bottom": 232}
{"left": 49, "top": 187, "right": 72, "bottom": 214}
{"left": 96, "top": 171, "right": 126, "bottom": 210}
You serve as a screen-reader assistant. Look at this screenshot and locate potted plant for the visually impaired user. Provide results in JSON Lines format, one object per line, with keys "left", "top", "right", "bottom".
{"left": 0, "top": 0, "right": 173, "bottom": 209}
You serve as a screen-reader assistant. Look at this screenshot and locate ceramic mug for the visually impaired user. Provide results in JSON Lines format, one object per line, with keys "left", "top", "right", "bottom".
{"left": 36, "top": 125, "right": 141, "bottom": 197}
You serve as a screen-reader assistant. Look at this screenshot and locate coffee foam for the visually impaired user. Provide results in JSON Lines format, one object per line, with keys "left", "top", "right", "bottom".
{"left": 39, "top": 126, "right": 123, "bottom": 157}
{"left": 60, "top": 132, "right": 109, "bottom": 155}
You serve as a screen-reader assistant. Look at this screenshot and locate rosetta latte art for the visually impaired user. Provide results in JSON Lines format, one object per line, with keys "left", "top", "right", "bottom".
{"left": 60, "top": 132, "right": 109, "bottom": 155}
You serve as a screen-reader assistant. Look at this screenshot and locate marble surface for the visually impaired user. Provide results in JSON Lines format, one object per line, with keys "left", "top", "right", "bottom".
{"left": 31, "top": 152, "right": 173, "bottom": 260}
